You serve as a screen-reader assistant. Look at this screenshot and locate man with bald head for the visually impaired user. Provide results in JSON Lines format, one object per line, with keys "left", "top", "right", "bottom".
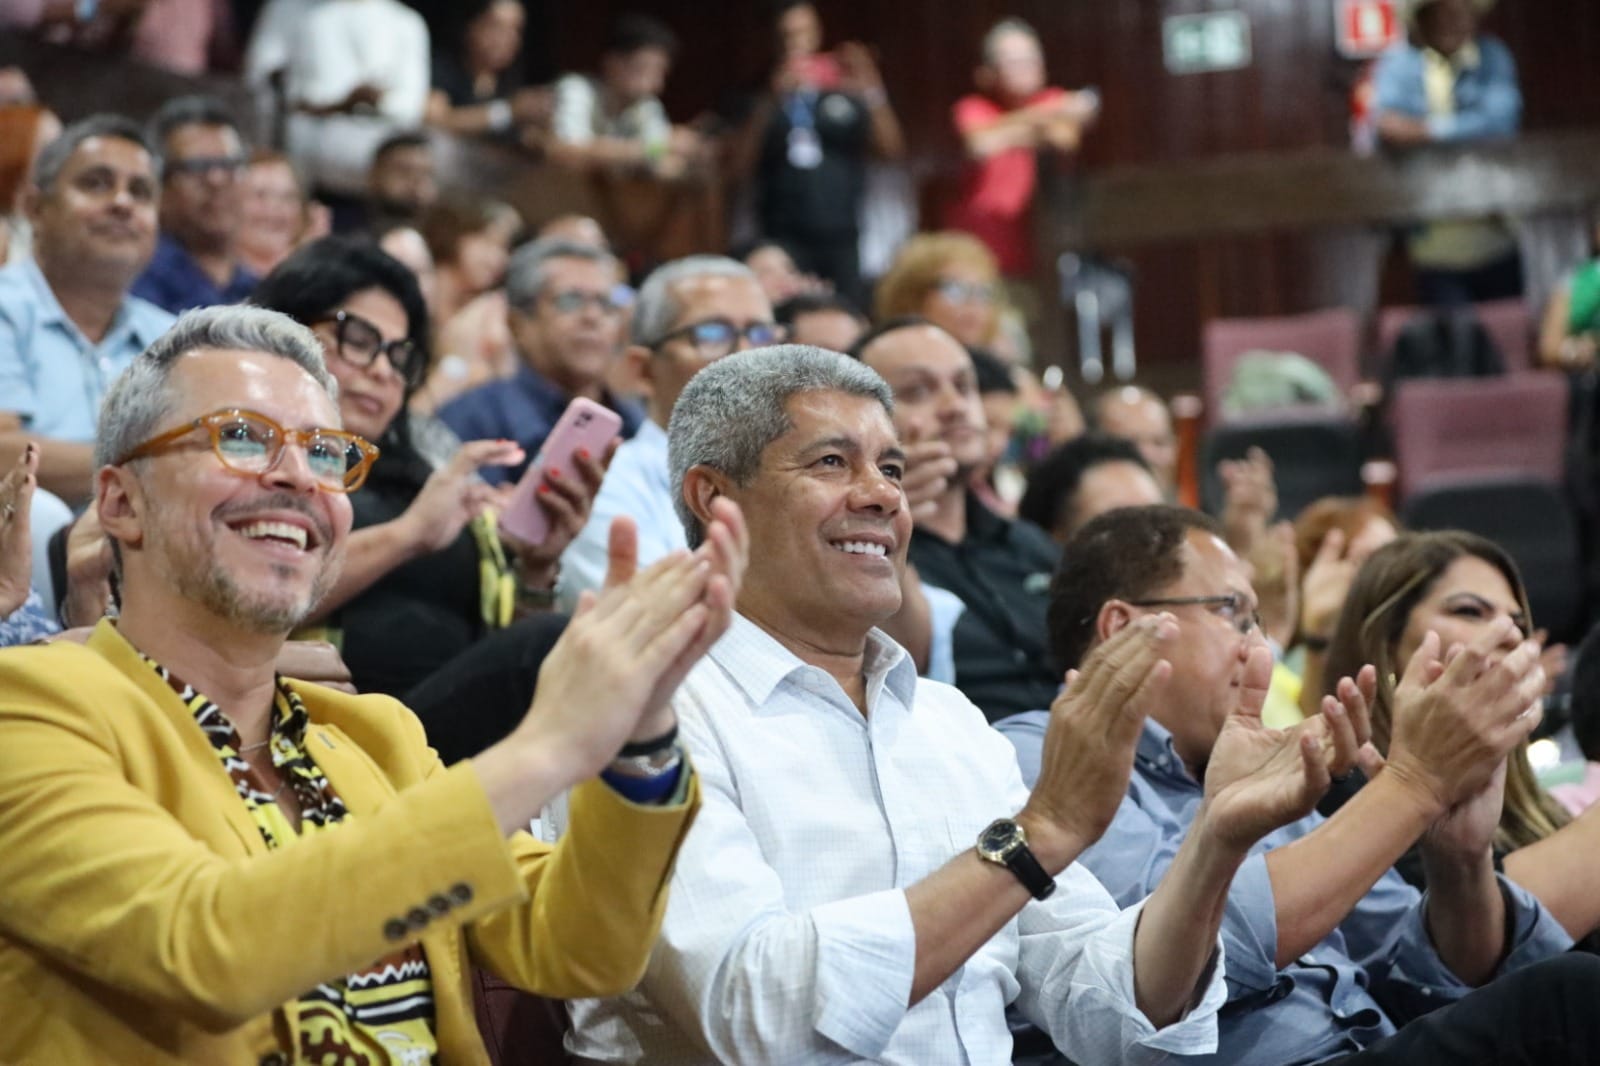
{"left": 850, "top": 316, "right": 1060, "bottom": 719}
{"left": 1094, "top": 385, "right": 1177, "bottom": 496}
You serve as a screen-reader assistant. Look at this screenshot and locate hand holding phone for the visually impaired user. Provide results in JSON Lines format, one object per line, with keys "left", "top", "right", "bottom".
{"left": 499, "top": 397, "right": 623, "bottom": 546}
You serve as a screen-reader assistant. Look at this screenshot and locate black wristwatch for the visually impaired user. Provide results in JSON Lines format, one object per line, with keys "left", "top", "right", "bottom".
{"left": 976, "top": 817, "right": 1056, "bottom": 900}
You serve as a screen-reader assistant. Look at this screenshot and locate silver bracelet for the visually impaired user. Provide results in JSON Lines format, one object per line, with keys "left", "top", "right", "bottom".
{"left": 606, "top": 743, "right": 683, "bottom": 779}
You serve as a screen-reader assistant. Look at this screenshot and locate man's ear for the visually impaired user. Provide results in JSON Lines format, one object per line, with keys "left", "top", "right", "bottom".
{"left": 96, "top": 465, "right": 145, "bottom": 557}
{"left": 682, "top": 464, "right": 733, "bottom": 539}
{"left": 20, "top": 184, "right": 42, "bottom": 226}
{"left": 1097, "top": 600, "right": 1135, "bottom": 644}
{"left": 621, "top": 344, "right": 653, "bottom": 398}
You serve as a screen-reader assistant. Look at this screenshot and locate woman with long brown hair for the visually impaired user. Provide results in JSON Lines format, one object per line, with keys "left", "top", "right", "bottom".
{"left": 1323, "top": 530, "right": 1600, "bottom": 941}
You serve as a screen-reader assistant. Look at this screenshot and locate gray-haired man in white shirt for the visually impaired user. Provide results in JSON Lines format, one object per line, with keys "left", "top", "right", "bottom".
{"left": 569, "top": 345, "right": 1342, "bottom": 1065}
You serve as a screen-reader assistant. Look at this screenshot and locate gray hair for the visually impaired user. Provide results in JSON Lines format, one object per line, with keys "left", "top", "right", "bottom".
{"left": 145, "top": 94, "right": 244, "bottom": 152}
{"left": 632, "top": 254, "right": 757, "bottom": 345}
{"left": 667, "top": 344, "right": 893, "bottom": 547}
{"left": 95, "top": 306, "right": 338, "bottom": 471}
{"left": 32, "top": 114, "right": 160, "bottom": 193}
{"left": 504, "top": 236, "right": 619, "bottom": 309}
{"left": 981, "top": 17, "right": 1041, "bottom": 65}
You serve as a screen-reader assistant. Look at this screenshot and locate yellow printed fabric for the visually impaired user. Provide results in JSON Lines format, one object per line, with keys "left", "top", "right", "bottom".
{"left": 143, "top": 657, "right": 440, "bottom": 1066}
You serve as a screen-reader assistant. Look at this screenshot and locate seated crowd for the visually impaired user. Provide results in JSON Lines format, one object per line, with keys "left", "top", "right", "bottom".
{"left": 5, "top": 1, "right": 1600, "bottom": 1064}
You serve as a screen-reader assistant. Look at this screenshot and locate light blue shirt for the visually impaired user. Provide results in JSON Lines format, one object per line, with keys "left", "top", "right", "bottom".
{"left": 1372, "top": 35, "right": 1521, "bottom": 142}
{"left": 0, "top": 258, "right": 173, "bottom": 442}
{"left": 558, "top": 418, "right": 683, "bottom": 600}
{"left": 996, "top": 713, "right": 1573, "bottom": 1066}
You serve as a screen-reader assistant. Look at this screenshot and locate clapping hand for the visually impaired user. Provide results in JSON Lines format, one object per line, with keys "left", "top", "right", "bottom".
{"left": 1383, "top": 620, "right": 1545, "bottom": 815}
{"left": 1018, "top": 614, "right": 1177, "bottom": 871}
{"left": 1200, "top": 644, "right": 1332, "bottom": 852}
{"left": 0, "top": 443, "right": 37, "bottom": 618}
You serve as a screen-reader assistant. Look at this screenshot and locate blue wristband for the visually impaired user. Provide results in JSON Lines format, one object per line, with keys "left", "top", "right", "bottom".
{"left": 600, "top": 763, "right": 682, "bottom": 805}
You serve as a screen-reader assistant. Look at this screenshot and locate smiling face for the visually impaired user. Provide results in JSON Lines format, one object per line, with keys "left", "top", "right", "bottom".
{"left": 859, "top": 324, "right": 989, "bottom": 475}
{"left": 110, "top": 349, "right": 353, "bottom": 636}
{"left": 722, "top": 389, "right": 911, "bottom": 648}
{"left": 29, "top": 133, "right": 159, "bottom": 287}
{"left": 310, "top": 286, "right": 411, "bottom": 442}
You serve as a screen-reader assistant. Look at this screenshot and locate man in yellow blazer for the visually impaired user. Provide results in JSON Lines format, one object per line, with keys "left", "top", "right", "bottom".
{"left": 0, "top": 305, "right": 746, "bottom": 1064}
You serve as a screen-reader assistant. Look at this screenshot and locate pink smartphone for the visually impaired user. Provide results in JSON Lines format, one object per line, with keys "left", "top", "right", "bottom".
{"left": 498, "top": 397, "right": 622, "bottom": 545}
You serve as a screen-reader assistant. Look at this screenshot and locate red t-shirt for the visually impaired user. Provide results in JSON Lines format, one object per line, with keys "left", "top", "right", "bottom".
{"left": 944, "top": 87, "right": 1068, "bottom": 277}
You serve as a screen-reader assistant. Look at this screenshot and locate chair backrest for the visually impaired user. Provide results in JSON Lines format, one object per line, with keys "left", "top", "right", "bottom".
{"left": 1375, "top": 299, "right": 1532, "bottom": 375}
{"left": 1391, "top": 372, "right": 1570, "bottom": 497}
{"left": 1401, "top": 477, "right": 1587, "bottom": 641}
{"left": 1199, "top": 412, "right": 1366, "bottom": 520}
{"left": 1201, "top": 308, "right": 1362, "bottom": 424}
{"left": 472, "top": 969, "right": 573, "bottom": 1066}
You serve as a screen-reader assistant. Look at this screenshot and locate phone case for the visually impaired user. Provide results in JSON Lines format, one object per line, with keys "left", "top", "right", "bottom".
{"left": 498, "top": 397, "right": 623, "bottom": 545}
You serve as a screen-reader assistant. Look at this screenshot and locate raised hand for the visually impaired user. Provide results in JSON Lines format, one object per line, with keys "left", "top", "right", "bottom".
{"left": 899, "top": 439, "right": 957, "bottom": 522}
{"left": 1201, "top": 645, "right": 1331, "bottom": 851}
{"left": 1384, "top": 619, "right": 1545, "bottom": 814}
{"left": 1018, "top": 614, "right": 1177, "bottom": 870}
{"left": 0, "top": 442, "right": 37, "bottom": 618}
{"left": 402, "top": 438, "right": 524, "bottom": 553}
{"left": 500, "top": 439, "right": 618, "bottom": 581}
{"left": 1247, "top": 521, "right": 1299, "bottom": 649}
{"left": 1218, "top": 446, "right": 1277, "bottom": 556}
{"left": 623, "top": 496, "right": 749, "bottom": 743}
{"left": 1300, "top": 664, "right": 1384, "bottom": 781}
{"left": 516, "top": 527, "right": 717, "bottom": 781}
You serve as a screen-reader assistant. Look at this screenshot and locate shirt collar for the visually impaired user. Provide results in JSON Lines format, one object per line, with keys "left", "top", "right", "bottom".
{"left": 1135, "top": 717, "right": 1198, "bottom": 786}
{"left": 21, "top": 255, "right": 164, "bottom": 348}
{"left": 709, "top": 612, "right": 918, "bottom": 711}
{"left": 1424, "top": 39, "right": 1482, "bottom": 72}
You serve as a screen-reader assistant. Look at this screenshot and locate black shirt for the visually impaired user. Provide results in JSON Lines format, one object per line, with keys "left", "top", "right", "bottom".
{"left": 336, "top": 439, "right": 485, "bottom": 698}
{"left": 755, "top": 89, "right": 871, "bottom": 238}
{"left": 908, "top": 494, "right": 1062, "bottom": 722}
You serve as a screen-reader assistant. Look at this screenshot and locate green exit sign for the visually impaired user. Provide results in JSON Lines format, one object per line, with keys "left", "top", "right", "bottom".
{"left": 1163, "top": 11, "right": 1253, "bottom": 74}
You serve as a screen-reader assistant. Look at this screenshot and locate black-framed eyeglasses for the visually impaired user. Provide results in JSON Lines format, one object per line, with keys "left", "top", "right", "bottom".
{"left": 118, "top": 408, "right": 379, "bottom": 493}
{"left": 1127, "top": 593, "right": 1262, "bottom": 636}
{"left": 934, "top": 278, "right": 997, "bottom": 306}
{"left": 542, "top": 289, "right": 628, "bottom": 317}
{"left": 650, "top": 318, "right": 787, "bottom": 360}
{"left": 313, "top": 310, "right": 426, "bottom": 389}
{"left": 166, "top": 155, "right": 247, "bottom": 180}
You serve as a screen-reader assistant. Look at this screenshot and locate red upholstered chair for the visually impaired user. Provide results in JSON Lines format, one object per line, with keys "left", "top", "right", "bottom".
{"left": 1201, "top": 307, "right": 1363, "bottom": 424}
{"left": 472, "top": 969, "right": 573, "bottom": 1066}
{"left": 1390, "top": 371, "right": 1570, "bottom": 499}
{"left": 1375, "top": 299, "right": 1533, "bottom": 374}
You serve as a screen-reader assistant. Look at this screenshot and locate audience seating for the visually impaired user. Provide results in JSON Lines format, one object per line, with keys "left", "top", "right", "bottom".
{"left": 1375, "top": 298, "right": 1533, "bottom": 374}
{"left": 1401, "top": 476, "right": 1587, "bottom": 641}
{"left": 1390, "top": 372, "right": 1569, "bottom": 498}
{"left": 1199, "top": 410, "right": 1365, "bottom": 520}
{"left": 1201, "top": 307, "right": 1363, "bottom": 425}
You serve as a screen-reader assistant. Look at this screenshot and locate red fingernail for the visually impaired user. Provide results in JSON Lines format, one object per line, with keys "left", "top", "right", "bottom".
{"left": 578, "top": 448, "right": 590, "bottom": 460}
{"left": 548, "top": 467, "right": 560, "bottom": 479}
{"left": 538, "top": 484, "right": 549, "bottom": 494}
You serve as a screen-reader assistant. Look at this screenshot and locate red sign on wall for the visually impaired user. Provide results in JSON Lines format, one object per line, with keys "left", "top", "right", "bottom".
{"left": 1336, "top": 0, "right": 1401, "bottom": 58}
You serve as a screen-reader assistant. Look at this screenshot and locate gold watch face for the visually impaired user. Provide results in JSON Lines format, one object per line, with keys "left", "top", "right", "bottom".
{"left": 977, "top": 818, "right": 1024, "bottom": 862}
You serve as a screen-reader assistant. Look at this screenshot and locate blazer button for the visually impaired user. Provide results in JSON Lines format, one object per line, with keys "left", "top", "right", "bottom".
{"left": 449, "top": 882, "right": 474, "bottom": 905}
{"left": 383, "top": 918, "right": 409, "bottom": 942}
{"left": 259, "top": 1053, "right": 289, "bottom": 1066}
{"left": 428, "top": 894, "right": 453, "bottom": 917}
{"left": 407, "top": 907, "right": 432, "bottom": 931}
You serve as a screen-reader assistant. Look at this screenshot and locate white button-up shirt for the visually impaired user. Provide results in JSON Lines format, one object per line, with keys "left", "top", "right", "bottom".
{"left": 568, "top": 614, "right": 1226, "bottom": 1064}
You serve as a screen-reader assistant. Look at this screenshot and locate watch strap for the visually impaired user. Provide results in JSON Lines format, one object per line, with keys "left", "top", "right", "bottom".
{"left": 1003, "top": 840, "right": 1056, "bottom": 901}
